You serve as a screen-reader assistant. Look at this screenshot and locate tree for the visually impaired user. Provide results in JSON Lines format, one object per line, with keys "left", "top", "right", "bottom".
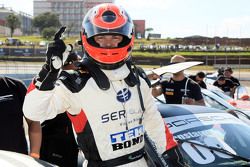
{"left": 33, "top": 12, "right": 61, "bottom": 34}
{"left": 66, "top": 22, "right": 75, "bottom": 37}
{"left": 145, "top": 28, "right": 153, "bottom": 40}
{"left": 42, "top": 27, "right": 57, "bottom": 39}
{"left": 5, "top": 13, "right": 21, "bottom": 37}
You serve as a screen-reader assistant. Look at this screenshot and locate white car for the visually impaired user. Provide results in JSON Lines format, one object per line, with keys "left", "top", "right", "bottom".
{"left": 0, "top": 150, "right": 57, "bottom": 167}
{"left": 154, "top": 103, "right": 250, "bottom": 167}
{"left": 155, "top": 88, "right": 250, "bottom": 125}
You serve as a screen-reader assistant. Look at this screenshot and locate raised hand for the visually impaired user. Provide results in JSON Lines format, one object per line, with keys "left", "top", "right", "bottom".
{"left": 36, "top": 26, "right": 74, "bottom": 90}
{"left": 45, "top": 27, "right": 73, "bottom": 72}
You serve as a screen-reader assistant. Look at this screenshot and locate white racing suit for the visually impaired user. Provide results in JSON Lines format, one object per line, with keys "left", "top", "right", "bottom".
{"left": 23, "top": 64, "right": 177, "bottom": 167}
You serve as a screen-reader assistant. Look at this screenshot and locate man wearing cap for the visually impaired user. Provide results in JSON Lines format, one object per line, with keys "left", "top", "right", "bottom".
{"left": 224, "top": 67, "right": 240, "bottom": 87}
{"left": 152, "top": 55, "right": 205, "bottom": 105}
{"left": 213, "top": 75, "right": 235, "bottom": 96}
{"left": 189, "top": 71, "right": 207, "bottom": 89}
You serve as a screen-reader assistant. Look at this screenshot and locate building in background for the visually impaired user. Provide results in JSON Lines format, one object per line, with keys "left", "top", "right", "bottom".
{"left": 34, "top": 0, "right": 114, "bottom": 36}
{"left": 133, "top": 20, "right": 145, "bottom": 39}
{"left": 19, "top": 12, "right": 33, "bottom": 35}
{"left": 148, "top": 33, "right": 161, "bottom": 39}
{"left": 0, "top": 5, "right": 32, "bottom": 36}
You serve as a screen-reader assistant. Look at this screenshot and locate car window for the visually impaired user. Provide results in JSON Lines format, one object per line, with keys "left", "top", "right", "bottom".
{"left": 203, "top": 94, "right": 228, "bottom": 110}
{"left": 212, "top": 90, "right": 232, "bottom": 101}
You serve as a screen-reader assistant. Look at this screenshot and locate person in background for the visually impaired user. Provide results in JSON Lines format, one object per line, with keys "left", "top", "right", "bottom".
{"left": 0, "top": 76, "right": 41, "bottom": 158}
{"left": 223, "top": 67, "right": 240, "bottom": 87}
{"left": 189, "top": 71, "right": 207, "bottom": 89}
{"left": 39, "top": 51, "right": 80, "bottom": 167}
{"left": 217, "top": 67, "right": 224, "bottom": 76}
{"left": 23, "top": 4, "right": 187, "bottom": 167}
{"left": 152, "top": 55, "right": 205, "bottom": 105}
{"left": 213, "top": 75, "right": 235, "bottom": 97}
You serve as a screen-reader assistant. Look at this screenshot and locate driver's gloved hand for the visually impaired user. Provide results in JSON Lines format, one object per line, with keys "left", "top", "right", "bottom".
{"left": 163, "top": 146, "right": 189, "bottom": 167}
{"left": 35, "top": 27, "right": 73, "bottom": 90}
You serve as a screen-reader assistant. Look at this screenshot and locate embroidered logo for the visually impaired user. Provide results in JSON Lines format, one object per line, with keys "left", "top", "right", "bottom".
{"left": 116, "top": 88, "right": 131, "bottom": 103}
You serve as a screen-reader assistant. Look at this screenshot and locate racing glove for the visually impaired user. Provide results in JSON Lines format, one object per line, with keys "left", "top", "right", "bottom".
{"left": 35, "top": 27, "right": 73, "bottom": 90}
{"left": 163, "top": 145, "right": 189, "bottom": 167}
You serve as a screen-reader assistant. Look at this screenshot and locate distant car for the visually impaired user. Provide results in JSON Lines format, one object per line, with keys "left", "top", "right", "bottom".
{"left": 205, "top": 77, "right": 250, "bottom": 101}
{"left": 153, "top": 103, "right": 250, "bottom": 166}
{"left": 39, "top": 41, "right": 48, "bottom": 47}
{"left": 206, "top": 84, "right": 250, "bottom": 110}
{"left": 0, "top": 150, "right": 57, "bottom": 167}
{"left": 23, "top": 41, "right": 35, "bottom": 46}
{"left": 5, "top": 38, "right": 23, "bottom": 46}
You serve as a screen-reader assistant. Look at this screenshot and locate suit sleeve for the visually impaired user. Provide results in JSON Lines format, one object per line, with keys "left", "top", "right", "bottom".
{"left": 141, "top": 79, "right": 177, "bottom": 154}
{"left": 23, "top": 80, "right": 82, "bottom": 122}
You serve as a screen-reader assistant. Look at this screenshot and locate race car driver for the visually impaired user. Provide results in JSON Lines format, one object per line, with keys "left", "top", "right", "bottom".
{"left": 23, "top": 3, "right": 186, "bottom": 167}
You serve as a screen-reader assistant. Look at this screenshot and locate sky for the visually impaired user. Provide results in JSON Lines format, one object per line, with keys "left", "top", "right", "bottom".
{"left": 1, "top": 0, "right": 250, "bottom": 38}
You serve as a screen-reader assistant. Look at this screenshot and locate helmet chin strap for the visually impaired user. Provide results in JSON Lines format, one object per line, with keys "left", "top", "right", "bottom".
{"left": 76, "top": 56, "right": 141, "bottom": 91}
{"left": 77, "top": 57, "right": 110, "bottom": 90}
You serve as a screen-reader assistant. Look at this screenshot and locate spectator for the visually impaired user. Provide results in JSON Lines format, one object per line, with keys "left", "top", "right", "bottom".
{"left": 224, "top": 67, "right": 240, "bottom": 86}
{"left": 213, "top": 75, "right": 235, "bottom": 97}
{"left": 217, "top": 67, "right": 224, "bottom": 76}
{"left": 152, "top": 55, "right": 205, "bottom": 105}
{"left": 189, "top": 71, "right": 207, "bottom": 89}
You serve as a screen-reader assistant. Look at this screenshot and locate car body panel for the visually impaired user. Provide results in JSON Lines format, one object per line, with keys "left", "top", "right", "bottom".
{"left": 0, "top": 150, "right": 57, "bottom": 167}
{"left": 156, "top": 104, "right": 250, "bottom": 167}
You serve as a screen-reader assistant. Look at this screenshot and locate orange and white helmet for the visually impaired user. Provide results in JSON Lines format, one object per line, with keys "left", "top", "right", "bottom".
{"left": 81, "top": 3, "right": 134, "bottom": 69}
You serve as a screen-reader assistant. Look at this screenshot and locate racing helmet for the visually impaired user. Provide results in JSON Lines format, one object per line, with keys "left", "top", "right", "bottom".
{"left": 81, "top": 3, "right": 134, "bottom": 69}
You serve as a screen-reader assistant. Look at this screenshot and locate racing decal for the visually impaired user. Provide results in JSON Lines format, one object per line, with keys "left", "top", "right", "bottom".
{"left": 119, "top": 117, "right": 141, "bottom": 127}
{"left": 0, "top": 94, "right": 14, "bottom": 102}
{"left": 181, "top": 137, "right": 236, "bottom": 165}
{"left": 116, "top": 88, "right": 131, "bottom": 103}
{"left": 101, "top": 109, "right": 141, "bottom": 124}
{"left": 164, "top": 88, "right": 174, "bottom": 95}
{"left": 165, "top": 113, "right": 245, "bottom": 134}
{"left": 175, "top": 130, "right": 210, "bottom": 140}
{"left": 165, "top": 91, "right": 174, "bottom": 96}
{"left": 101, "top": 110, "right": 126, "bottom": 123}
{"left": 110, "top": 125, "right": 144, "bottom": 151}
{"left": 180, "top": 88, "right": 190, "bottom": 93}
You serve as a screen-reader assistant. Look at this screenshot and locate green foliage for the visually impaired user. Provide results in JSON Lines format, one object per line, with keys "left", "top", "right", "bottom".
{"left": 5, "top": 14, "right": 21, "bottom": 37}
{"left": 33, "top": 12, "right": 61, "bottom": 34}
{"left": 42, "top": 27, "right": 57, "bottom": 39}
